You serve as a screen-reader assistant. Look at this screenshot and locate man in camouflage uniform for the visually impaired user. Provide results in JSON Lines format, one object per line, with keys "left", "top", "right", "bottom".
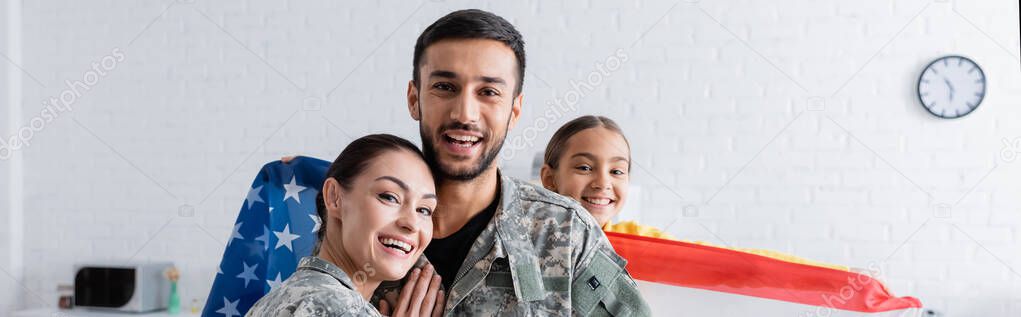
{"left": 436, "top": 174, "right": 649, "bottom": 316}
{"left": 384, "top": 9, "right": 652, "bottom": 316}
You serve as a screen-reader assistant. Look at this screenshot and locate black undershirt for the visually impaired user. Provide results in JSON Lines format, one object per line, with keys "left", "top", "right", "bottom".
{"left": 424, "top": 186, "right": 500, "bottom": 290}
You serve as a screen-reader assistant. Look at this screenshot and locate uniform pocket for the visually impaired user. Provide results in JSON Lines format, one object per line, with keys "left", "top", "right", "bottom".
{"left": 571, "top": 251, "right": 649, "bottom": 317}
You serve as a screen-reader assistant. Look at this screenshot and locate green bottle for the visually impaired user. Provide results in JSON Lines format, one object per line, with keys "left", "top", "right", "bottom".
{"left": 168, "top": 281, "right": 180, "bottom": 314}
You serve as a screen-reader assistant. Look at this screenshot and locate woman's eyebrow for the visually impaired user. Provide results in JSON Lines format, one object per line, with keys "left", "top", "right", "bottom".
{"left": 375, "top": 176, "right": 409, "bottom": 191}
{"left": 377, "top": 176, "right": 436, "bottom": 200}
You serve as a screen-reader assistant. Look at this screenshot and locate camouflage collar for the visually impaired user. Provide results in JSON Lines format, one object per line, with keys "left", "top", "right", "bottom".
{"left": 298, "top": 256, "right": 356, "bottom": 290}
{"left": 497, "top": 171, "right": 515, "bottom": 216}
{"left": 493, "top": 173, "right": 550, "bottom": 302}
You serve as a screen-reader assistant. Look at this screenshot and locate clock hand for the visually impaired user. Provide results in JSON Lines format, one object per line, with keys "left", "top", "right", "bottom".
{"left": 943, "top": 78, "right": 955, "bottom": 101}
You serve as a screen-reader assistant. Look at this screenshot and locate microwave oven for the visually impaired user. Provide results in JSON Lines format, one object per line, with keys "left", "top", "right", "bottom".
{"left": 73, "top": 262, "right": 173, "bottom": 312}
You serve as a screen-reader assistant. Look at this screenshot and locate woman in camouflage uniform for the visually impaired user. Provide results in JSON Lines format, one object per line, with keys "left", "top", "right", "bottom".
{"left": 248, "top": 134, "right": 445, "bottom": 317}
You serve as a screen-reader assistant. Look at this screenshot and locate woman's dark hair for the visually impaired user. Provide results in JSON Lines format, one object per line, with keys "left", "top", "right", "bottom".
{"left": 412, "top": 9, "right": 526, "bottom": 95}
{"left": 543, "top": 115, "right": 631, "bottom": 170}
{"left": 312, "top": 134, "right": 426, "bottom": 254}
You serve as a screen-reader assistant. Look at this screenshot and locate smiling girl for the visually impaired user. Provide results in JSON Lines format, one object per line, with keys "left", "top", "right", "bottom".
{"left": 248, "top": 134, "right": 445, "bottom": 317}
{"left": 540, "top": 115, "right": 674, "bottom": 239}
{"left": 540, "top": 116, "right": 849, "bottom": 271}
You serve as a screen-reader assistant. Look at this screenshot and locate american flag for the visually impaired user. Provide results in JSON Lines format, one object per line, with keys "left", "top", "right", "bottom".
{"left": 201, "top": 156, "right": 329, "bottom": 317}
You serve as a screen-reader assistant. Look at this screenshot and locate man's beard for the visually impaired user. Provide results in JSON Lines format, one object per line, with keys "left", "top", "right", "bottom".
{"left": 420, "top": 121, "right": 507, "bottom": 182}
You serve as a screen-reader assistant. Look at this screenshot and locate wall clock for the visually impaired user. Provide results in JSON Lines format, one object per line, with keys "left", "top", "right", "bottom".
{"left": 917, "top": 55, "right": 986, "bottom": 119}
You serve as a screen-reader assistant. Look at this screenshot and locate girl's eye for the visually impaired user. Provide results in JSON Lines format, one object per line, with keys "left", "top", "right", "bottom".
{"left": 611, "top": 169, "right": 627, "bottom": 175}
{"left": 417, "top": 207, "right": 433, "bottom": 216}
{"left": 575, "top": 165, "right": 592, "bottom": 172}
{"left": 378, "top": 193, "right": 399, "bottom": 204}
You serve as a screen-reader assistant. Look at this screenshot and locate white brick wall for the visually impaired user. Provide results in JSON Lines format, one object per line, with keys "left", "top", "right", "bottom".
{"left": 2, "top": 0, "right": 1019, "bottom": 315}
{"left": 1, "top": 0, "right": 24, "bottom": 314}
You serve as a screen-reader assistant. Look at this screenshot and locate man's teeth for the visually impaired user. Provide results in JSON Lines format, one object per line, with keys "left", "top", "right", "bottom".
{"left": 584, "top": 197, "right": 612, "bottom": 205}
{"left": 448, "top": 135, "right": 479, "bottom": 142}
{"left": 380, "top": 238, "right": 412, "bottom": 253}
{"left": 445, "top": 133, "right": 481, "bottom": 148}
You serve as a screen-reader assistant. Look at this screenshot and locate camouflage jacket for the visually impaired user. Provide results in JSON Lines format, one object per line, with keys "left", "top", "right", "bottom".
{"left": 380, "top": 173, "right": 651, "bottom": 316}
{"left": 247, "top": 256, "right": 382, "bottom": 317}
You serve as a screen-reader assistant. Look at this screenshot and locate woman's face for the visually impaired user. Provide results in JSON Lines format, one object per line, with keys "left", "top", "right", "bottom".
{"left": 326, "top": 149, "right": 436, "bottom": 281}
{"left": 542, "top": 127, "right": 630, "bottom": 227}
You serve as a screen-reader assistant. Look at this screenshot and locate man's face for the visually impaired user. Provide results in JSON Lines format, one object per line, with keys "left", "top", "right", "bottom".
{"left": 408, "top": 38, "right": 523, "bottom": 181}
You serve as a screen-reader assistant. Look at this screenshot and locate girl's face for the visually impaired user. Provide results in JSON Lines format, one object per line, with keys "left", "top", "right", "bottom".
{"left": 541, "top": 127, "right": 630, "bottom": 227}
{"left": 324, "top": 150, "right": 437, "bottom": 281}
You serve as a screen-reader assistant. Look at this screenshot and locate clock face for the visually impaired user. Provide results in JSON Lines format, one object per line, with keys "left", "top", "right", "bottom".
{"left": 917, "top": 55, "right": 986, "bottom": 119}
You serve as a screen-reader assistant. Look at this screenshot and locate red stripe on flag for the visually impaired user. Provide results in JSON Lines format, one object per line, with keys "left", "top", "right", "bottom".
{"left": 606, "top": 232, "right": 922, "bottom": 313}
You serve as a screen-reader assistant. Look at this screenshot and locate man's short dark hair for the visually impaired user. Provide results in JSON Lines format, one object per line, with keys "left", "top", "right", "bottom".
{"left": 413, "top": 9, "right": 526, "bottom": 95}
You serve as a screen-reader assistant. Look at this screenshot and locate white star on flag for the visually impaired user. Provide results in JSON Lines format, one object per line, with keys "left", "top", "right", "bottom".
{"left": 255, "top": 225, "right": 270, "bottom": 251}
{"left": 236, "top": 261, "right": 259, "bottom": 288}
{"left": 309, "top": 214, "right": 322, "bottom": 233}
{"left": 216, "top": 297, "right": 240, "bottom": 317}
{"left": 283, "top": 176, "right": 307, "bottom": 204}
{"left": 266, "top": 272, "right": 284, "bottom": 291}
{"left": 228, "top": 222, "right": 244, "bottom": 246}
{"left": 245, "top": 185, "right": 264, "bottom": 209}
{"left": 274, "top": 224, "right": 301, "bottom": 252}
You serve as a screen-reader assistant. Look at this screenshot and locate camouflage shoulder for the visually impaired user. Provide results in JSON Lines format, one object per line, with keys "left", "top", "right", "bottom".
{"left": 504, "top": 177, "right": 602, "bottom": 229}
{"left": 295, "top": 289, "right": 378, "bottom": 317}
{"left": 249, "top": 288, "right": 376, "bottom": 317}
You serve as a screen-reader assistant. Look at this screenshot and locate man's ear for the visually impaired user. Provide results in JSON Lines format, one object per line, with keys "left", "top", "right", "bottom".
{"left": 407, "top": 80, "right": 421, "bottom": 121}
{"left": 540, "top": 164, "right": 556, "bottom": 192}
{"left": 323, "top": 178, "right": 344, "bottom": 220}
{"left": 507, "top": 93, "right": 523, "bottom": 130}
